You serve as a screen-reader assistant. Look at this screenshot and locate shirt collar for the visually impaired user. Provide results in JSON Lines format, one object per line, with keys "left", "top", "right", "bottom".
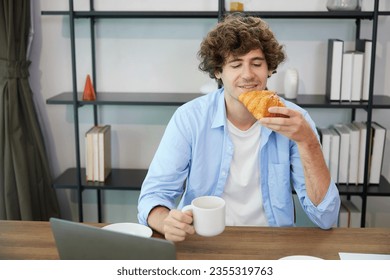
{"left": 260, "top": 125, "right": 273, "bottom": 149}
{"left": 211, "top": 88, "right": 227, "bottom": 129}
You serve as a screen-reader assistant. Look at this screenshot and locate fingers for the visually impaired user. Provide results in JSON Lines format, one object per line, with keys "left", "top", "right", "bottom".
{"left": 261, "top": 107, "right": 301, "bottom": 124}
{"left": 163, "top": 209, "right": 195, "bottom": 242}
{"left": 268, "top": 106, "right": 295, "bottom": 118}
{"left": 259, "top": 107, "right": 308, "bottom": 141}
{"left": 171, "top": 209, "right": 193, "bottom": 224}
{"left": 260, "top": 107, "right": 318, "bottom": 145}
{"left": 259, "top": 112, "right": 291, "bottom": 129}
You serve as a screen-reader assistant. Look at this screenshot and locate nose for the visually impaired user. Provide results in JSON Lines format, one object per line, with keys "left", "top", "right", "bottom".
{"left": 241, "top": 64, "right": 255, "bottom": 80}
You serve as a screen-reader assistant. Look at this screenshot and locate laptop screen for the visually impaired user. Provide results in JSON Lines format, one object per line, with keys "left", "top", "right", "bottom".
{"left": 50, "top": 218, "right": 176, "bottom": 260}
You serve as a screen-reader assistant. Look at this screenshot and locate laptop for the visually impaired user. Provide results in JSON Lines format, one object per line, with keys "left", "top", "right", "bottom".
{"left": 50, "top": 218, "right": 176, "bottom": 260}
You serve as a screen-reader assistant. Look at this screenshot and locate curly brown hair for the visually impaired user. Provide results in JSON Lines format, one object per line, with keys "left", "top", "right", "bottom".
{"left": 198, "top": 13, "right": 285, "bottom": 85}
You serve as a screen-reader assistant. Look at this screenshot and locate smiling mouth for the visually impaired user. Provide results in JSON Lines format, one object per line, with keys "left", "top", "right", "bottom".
{"left": 238, "top": 85, "right": 259, "bottom": 91}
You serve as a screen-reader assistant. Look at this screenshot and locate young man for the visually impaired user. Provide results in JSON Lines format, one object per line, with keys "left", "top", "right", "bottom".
{"left": 138, "top": 13, "right": 340, "bottom": 242}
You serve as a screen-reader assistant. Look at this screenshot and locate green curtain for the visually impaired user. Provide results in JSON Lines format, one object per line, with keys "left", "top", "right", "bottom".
{"left": 0, "top": 0, "right": 59, "bottom": 220}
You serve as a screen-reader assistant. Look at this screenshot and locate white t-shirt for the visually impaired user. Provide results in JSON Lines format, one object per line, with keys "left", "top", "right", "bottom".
{"left": 222, "top": 120, "right": 268, "bottom": 226}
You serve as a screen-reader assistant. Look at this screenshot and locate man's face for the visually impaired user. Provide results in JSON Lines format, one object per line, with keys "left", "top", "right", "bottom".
{"left": 216, "top": 49, "right": 270, "bottom": 101}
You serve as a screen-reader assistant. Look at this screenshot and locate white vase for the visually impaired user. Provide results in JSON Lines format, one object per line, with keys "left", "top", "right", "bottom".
{"left": 326, "top": 0, "right": 361, "bottom": 11}
{"left": 284, "top": 68, "right": 299, "bottom": 99}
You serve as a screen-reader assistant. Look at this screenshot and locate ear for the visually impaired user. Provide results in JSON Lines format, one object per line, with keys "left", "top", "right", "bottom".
{"left": 215, "top": 72, "right": 221, "bottom": 79}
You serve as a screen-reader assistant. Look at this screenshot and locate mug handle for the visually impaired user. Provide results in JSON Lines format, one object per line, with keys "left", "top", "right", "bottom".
{"left": 182, "top": 205, "right": 193, "bottom": 213}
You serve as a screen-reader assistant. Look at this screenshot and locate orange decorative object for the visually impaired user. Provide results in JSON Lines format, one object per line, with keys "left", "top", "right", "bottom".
{"left": 82, "top": 75, "right": 96, "bottom": 101}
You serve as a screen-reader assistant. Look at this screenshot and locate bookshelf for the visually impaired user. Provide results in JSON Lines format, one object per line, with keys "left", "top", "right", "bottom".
{"left": 46, "top": 92, "right": 204, "bottom": 106}
{"left": 43, "top": 0, "right": 390, "bottom": 225}
{"left": 52, "top": 168, "right": 148, "bottom": 191}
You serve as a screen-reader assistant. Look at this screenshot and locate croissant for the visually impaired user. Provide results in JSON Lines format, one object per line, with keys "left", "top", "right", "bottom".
{"left": 238, "top": 90, "right": 286, "bottom": 119}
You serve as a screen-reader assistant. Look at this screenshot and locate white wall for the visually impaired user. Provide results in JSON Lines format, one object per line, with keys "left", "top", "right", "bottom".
{"left": 32, "top": 0, "right": 390, "bottom": 226}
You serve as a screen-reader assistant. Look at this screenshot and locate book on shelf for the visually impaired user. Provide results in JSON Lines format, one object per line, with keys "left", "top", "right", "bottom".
{"left": 350, "top": 52, "right": 364, "bottom": 101}
{"left": 85, "top": 127, "right": 93, "bottom": 181}
{"left": 369, "top": 122, "right": 386, "bottom": 185}
{"left": 352, "top": 121, "right": 367, "bottom": 184}
{"left": 85, "top": 126, "right": 100, "bottom": 181}
{"left": 329, "top": 128, "right": 340, "bottom": 183}
{"left": 325, "top": 39, "right": 344, "bottom": 101}
{"left": 98, "top": 125, "right": 112, "bottom": 182}
{"left": 326, "top": 39, "right": 369, "bottom": 102}
{"left": 318, "top": 127, "right": 332, "bottom": 168}
{"left": 85, "top": 125, "right": 112, "bottom": 182}
{"left": 333, "top": 124, "right": 350, "bottom": 184}
{"left": 345, "top": 123, "right": 360, "bottom": 185}
{"left": 340, "top": 52, "right": 354, "bottom": 102}
{"left": 323, "top": 121, "right": 386, "bottom": 186}
{"left": 355, "top": 39, "right": 372, "bottom": 101}
{"left": 92, "top": 126, "right": 100, "bottom": 181}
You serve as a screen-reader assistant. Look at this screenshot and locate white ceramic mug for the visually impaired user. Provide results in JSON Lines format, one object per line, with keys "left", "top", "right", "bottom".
{"left": 182, "top": 196, "right": 226, "bottom": 237}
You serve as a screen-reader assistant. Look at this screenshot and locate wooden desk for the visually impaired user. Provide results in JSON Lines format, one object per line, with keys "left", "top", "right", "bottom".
{"left": 0, "top": 220, "right": 389, "bottom": 260}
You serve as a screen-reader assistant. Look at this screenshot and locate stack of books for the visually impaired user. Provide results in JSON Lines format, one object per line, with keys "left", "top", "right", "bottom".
{"left": 326, "top": 38, "right": 372, "bottom": 102}
{"left": 85, "top": 125, "right": 112, "bottom": 182}
{"left": 318, "top": 122, "right": 386, "bottom": 185}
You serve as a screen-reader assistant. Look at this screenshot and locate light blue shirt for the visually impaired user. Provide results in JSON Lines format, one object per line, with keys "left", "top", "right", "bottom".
{"left": 138, "top": 88, "right": 340, "bottom": 229}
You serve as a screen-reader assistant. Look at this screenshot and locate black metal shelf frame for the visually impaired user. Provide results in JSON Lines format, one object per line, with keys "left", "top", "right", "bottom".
{"left": 42, "top": 0, "right": 388, "bottom": 226}
{"left": 46, "top": 92, "right": 205, "bottom": 106}
{"left": 41, "top": 10, "right": 220, "bottom": 19}
{"left": 54, "top": 168, "right": 390, "bottom": 196}
{"left": 46, "top": 92, "right": 390, "bottom": 108}
{"left": 41, "top": 10, "right": 376, "bottom": 20}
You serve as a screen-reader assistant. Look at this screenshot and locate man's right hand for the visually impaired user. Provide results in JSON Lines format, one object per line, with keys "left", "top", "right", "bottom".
{"left": 163, "top": 209, "right": 195, "bottom": 242}
{"left": 147, "top": 206, "right": 195, "bottom": 242}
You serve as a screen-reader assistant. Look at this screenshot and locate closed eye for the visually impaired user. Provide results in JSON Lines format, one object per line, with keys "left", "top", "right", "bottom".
{"left": 230, "top": 64, "right": 241, "bottom": 69}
